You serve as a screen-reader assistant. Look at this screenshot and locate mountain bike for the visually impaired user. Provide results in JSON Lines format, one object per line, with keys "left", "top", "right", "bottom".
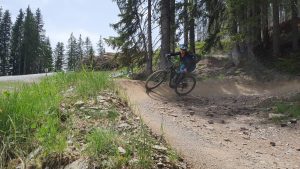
{"left": 145, "top": 55, "right": 196, "bottom": 96}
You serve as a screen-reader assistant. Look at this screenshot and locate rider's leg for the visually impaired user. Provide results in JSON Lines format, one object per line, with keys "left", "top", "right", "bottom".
{"left": 169, "top": 70, "right": 177, "bottom": 88}
{"left": 175, "top": 65, "right": 186, "bottom": 84}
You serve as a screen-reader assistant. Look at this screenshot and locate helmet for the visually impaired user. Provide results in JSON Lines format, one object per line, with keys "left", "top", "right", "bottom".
{"left": 179, "top": 44, "right": 188, "bottom": 50}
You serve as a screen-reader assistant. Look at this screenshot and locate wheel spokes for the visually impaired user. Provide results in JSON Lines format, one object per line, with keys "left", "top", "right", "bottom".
{"left": 175, "top": 76, "right": 196, "bottom": 96}
{"left": 145, "top": 70, "right": 167, "bottom": 90}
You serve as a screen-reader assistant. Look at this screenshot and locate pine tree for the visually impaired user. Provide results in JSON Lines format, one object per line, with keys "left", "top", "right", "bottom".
{"left": 67, "top": 33, "right": 78, "bottom": 70}
{"left": 42, "top": 37, "right": 53, "bottom": 72}
{"left": 0, "top": 3, "right": 2, "bottom": 75}
{"left": 88, "top": 46, "right": 95, "bottom": 69}
{"left": 35, "top": 8, "right": 46, "bottom": 72}
{"left": 108, "top": 0, "right": 151, "bottom": 71}
{"left": 77, "top": 34, "right": 84, "bottom": 68}
{"left": 88, "top": 46, "right": 95, "bottom": 59}
{"left": 84, "top": 37, "right": 93, "bottom": 58}
{"left": 11, "top": 9, "right": 24, "bottom": 75}
{"left": 0, "top": 10, "right": 12, "bottom": 75}
{"left": 0, "top": 7, "right": 2, "bottom": 24}
{"left": 84, "top": 37, "right": 95, "bottom": 67}
{"left": 35, "top": 8, "right": 45, "bottom": 41}
{"left": 54, "top": 42, "right": 64, "bottom": 71}
{"left": 97, "top": 36, "right": 105, "bottom": 57}
{"left": 21, "top": 6, "right": 39, "bottom": 74}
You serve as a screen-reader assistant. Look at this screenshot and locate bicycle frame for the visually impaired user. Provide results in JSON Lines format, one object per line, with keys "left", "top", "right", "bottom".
{"left": 164, "top": 56, "right": 179, "bottom": 87}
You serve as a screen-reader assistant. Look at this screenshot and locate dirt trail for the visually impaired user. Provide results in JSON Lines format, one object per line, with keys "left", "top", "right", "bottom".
{"left": 118, "top": 78, "right": 300, "bottom": 169}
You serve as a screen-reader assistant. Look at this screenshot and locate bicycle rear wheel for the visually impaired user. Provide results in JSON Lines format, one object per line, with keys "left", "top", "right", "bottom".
{"left": 145, "top": 70, "right": 168, "bottom": 90}
{"left": 175, "top": 74, "right": 196, "bottom": 96}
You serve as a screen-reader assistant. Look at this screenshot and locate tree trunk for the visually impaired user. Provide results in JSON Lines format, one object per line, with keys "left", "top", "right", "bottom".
{"left": 246, "top": 1, "right": 260, "bottom": 45}
{"left": 230, "top": 15, "right": 242, "bottom": 66}
{"left": 189, "top": 0, "right": 196, "bottom": 54}
{"left": 254, "top": 1, "right": 262, "bottom": 44}
{"left": 183, "top": 0, "right": 189, "bottom": 45}
{"left": 245, "top": 1, "right": 254, "bottom": 51}
{"left": 23, "top": 55, "right": 26, "bottom": 74}
{"left": 146, "top": 0, "right": 153, "bottom": 75}
{"left": 272, "top": 0, "right": 280, "bottom": 57}
{"left": 160, "top": 0, "right": 171, "bottom": 68}
{"left": 291, "top": 0, "right": 299, "bottom": 51}
{"left": 261, "top": 1, "right": 269, "bottom": 48}
{"left": 170, "top": 0, "right": 176, "bottom": 52}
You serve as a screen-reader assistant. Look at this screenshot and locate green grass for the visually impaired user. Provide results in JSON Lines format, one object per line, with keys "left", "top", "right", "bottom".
{"left": 107, "top": 109, "right": 119, "bottom": 121}
{"left": 85, "top": 128, "right": 133, "bottom": 168}
{"left": 277, "top": 102, "right": 300, "bottom": 117}
{"left": 84, "top": 117, "right": 155, "bottom": 169}
{"left": 130, "top": 121, "right": 154, "bottom": 168}
{"left": 86, "top": 128, "right": 119, "bottom": 157}
{"left": 74, "top": 71, "right": 113, "bottom": 97}
{"left": 0, "top": 81, "right": 25, "bottom": 92}
{"left": 82, "top": 108, "right": 120, "bottom": 122}
{"left": 0, "top": 71, "right": 112, "bottom": 167}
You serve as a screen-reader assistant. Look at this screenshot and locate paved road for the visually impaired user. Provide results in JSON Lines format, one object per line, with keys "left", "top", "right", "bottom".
{"left": 0, "top": 73, "right": 54, "bottom": 83}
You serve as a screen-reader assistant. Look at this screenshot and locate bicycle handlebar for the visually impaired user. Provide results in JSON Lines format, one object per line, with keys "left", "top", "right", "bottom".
{"left": 164, "top": 54, "right": 176, "bottom": 70}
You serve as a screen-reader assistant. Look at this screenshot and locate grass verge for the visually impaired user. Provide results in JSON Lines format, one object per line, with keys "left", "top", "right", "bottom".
{"left": 0, "top": 71, "right": 112, "bottom": 168}
{"left": 0, "top": 71, "right": 185, "bottom": 169}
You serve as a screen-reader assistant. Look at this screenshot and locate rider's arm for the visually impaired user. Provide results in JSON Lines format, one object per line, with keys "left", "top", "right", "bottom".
{"left": 165, "top": 52, "right": 180, "bottom": 58}
{"left": 169, "top": 52, "right": 180, "bottom": 56}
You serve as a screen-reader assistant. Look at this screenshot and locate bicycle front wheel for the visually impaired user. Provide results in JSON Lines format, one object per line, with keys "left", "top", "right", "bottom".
{"left": 175, "top": 74, "right": 196, "bottom": 96}
{"left": 145, "top": 70, "right": 168, "bottom": 90}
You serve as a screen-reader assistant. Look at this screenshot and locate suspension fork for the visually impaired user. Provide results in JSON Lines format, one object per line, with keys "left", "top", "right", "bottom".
{"left": 168, "top": 68, "right": 177, "bottom": 88}
{"left": 170, "top": 68, "right": 176, "bottom": 80}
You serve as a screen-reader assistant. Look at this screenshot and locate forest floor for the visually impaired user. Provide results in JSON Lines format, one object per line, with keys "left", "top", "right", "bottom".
{"left": 118, "top": 56, "right": 300, "bottom": 169}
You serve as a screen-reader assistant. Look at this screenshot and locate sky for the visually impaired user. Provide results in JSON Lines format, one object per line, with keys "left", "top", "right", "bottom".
{"left": 1, "top": 0, "right": 120, "bottom": 52}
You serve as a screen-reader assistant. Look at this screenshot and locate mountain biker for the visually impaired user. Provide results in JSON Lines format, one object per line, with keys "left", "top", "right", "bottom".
{"left": 165, "top": 44, "right": 197, "bottom": 86}
{"left": 166, "top": 44, "right": 196, "bottom": 73}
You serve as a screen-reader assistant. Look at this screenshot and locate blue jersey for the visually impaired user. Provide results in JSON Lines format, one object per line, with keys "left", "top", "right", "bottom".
{"left": 169, "top": 52, "right": 196, "bottom": 73}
